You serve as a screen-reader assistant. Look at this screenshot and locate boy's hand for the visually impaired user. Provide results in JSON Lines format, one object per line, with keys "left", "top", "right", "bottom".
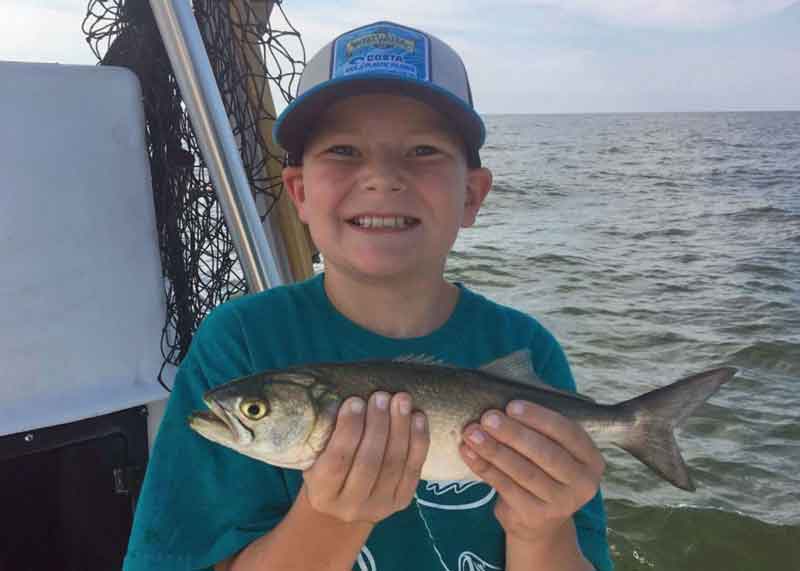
{"left": 302, "top": 392, "right": 430, "bottom": 525}
{"left": 459, "top": 400, "right": 604, "bottom": 545}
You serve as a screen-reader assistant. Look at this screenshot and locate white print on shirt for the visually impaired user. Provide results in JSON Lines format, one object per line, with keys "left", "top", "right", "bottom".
{"left": 416, "top": 480, "right": 496, "bottom": 510}
{"left": 425, "top": 480, "right": 483, "bottom": 495}
{"left": 458, "top": 551, "right": 503, "bottom": 571}
{"left": 356, "top": 545, "right": 376, "bottom": 571}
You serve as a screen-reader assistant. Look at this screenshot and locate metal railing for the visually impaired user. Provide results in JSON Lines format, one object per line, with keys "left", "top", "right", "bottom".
{"left": 149, "top": 0, "right": 289, "bottom": 292}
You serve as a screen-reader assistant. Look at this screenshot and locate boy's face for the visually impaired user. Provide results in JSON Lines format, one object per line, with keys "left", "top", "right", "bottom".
{"left": 283, "top": 93, "right": 492, "bottom": 283}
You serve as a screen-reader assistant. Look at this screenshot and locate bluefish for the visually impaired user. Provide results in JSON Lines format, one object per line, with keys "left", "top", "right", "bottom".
{"left": 189, "top": 350, "right": 736, "bottom": 491}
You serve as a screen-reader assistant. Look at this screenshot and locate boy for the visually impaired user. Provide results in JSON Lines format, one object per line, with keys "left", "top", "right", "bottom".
{"left": 124, "top": 21, "right": 612, "bottom": 571}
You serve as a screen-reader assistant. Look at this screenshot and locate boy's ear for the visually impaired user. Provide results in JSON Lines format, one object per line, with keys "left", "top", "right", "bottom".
{"left": 461, "top": 167, "right": 493, "bottom": 228}
{"left": 281, "top": 166, "right": 309, "bottom": 223}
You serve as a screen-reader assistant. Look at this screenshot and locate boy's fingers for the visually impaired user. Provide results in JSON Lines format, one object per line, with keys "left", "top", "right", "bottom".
{"left": 306, "top": 396, "right": 365, "bottom": 497}
{"left": 460, "top": 441, "right": 547, "bottom": 511}
{"left": 464, "top": 422, "right": 564, "bottom": 501}
{"left": 478, "top": 410, "right": 579, "bottom": 486}
{"left": 340, "top": 392, "right": 391, "bottom": 499}
{"left": 395, "top": 412, "right": 430, "bottom": 506}
{"left": 371, "top": 393, "right": 412, "bottom": 498}
{"left": 466, "top": 411, "right": 602, "bottom": 507}
{"left": 505, "top": 401, "right": 602, "bottom": 475}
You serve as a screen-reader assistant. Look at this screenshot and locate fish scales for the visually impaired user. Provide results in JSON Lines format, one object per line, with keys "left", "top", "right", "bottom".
{"left": 316, "top": 361, "right": 629, "bottom": 480}
{"left": 189, "top": 351, "right": 736, "bottom": 491}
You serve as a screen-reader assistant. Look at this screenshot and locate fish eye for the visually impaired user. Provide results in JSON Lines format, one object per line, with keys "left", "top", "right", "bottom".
{"left": 240, "top": 399, "right": 269, "bottom": 420}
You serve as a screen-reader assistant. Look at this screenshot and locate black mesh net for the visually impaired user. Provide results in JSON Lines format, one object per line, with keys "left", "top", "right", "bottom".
{"left": 82, "top": 0, "right": 306, "bottom": 390}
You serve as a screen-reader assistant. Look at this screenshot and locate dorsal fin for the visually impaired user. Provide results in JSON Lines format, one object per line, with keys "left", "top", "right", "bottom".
{"left": 480, "top": 349, "right": 537, "bottom": 381}
{"left": 480, "top": 349, "right": 595, "bottom": 402}
{"left": 393, "top": 354, "right": 449, "bottom": 366}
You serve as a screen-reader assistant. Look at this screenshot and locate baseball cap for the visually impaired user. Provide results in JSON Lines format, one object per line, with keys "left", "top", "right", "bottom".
{"left": 273, "top": 21, "right": 485, "bottom": 167}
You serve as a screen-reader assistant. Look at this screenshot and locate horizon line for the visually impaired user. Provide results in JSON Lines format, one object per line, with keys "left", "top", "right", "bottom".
{"left": 481, "top": 109, "right": 800, "bottom": 117}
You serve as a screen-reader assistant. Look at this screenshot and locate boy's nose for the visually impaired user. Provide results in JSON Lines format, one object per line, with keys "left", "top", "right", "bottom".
{"left": 363, "top": 156, "right": 406, "bottom": 192}
{"left": 365, "top": 180, "right": 404, "bottom": 192}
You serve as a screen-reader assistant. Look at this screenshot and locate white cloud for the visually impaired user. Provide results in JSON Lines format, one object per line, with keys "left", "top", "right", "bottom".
{"left": 472, "top": 42, "right": 800, "bottom": 113}
{"left": 520, "top": 0, "right": 797, "bottom": 28}
{"left": 270, "top": 0, "right": 800, "bottom": 112}
{"left": 282, "top": 0, "right": 489, "bottom": 57}
{"left": 1, "top": 0, "right": 796, "bottom": 114}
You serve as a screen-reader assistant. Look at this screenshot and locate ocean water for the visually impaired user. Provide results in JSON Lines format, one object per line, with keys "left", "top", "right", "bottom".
{"left": 446, "top": 112, "right": 800, "bottom": 569}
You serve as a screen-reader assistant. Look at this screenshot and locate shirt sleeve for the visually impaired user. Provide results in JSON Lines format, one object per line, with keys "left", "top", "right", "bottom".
{"left": 123, "top": 304, "right": 297, "bottom": 571}
{"left": 530, "top": 326, "right": 615, "bottom": 571}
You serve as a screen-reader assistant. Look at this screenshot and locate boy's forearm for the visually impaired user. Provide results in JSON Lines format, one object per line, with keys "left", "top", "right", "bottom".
{"left": 218, "top": 486, "right": 373, "bottom": 571}
{"left": 505, "top": 520, "right": 594, "bottom": 571}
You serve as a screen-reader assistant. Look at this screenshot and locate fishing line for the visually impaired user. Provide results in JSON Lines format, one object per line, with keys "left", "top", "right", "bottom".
{"left": 414, "top": 495, "right": 454, "bottom": 571}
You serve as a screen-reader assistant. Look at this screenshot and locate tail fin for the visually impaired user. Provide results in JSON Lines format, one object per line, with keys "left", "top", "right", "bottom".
{"left": 616, "top": 367, "right": 737, "bottom": 491}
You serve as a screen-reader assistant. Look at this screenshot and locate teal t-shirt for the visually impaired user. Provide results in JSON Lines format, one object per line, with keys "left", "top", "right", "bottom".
{"left": 123, "top": 274, "right": 613, "bottom": 571}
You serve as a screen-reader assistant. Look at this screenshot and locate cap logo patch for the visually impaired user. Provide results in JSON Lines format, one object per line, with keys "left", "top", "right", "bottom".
{"left": 332, "top": 23, "right": 430, "bottom": 82}
{"left": 345, "top": 32, "right": 415, "bottom": 56}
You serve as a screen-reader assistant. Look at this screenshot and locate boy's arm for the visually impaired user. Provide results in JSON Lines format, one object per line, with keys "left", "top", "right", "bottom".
{"left": 218, "top": 392, "right": 430, "bottom": 571}
{"left": 215, "top": 487, "right": 373, "bottom": 571}
{"left": 504, "top": 520, "right": 593, "bottom": 571}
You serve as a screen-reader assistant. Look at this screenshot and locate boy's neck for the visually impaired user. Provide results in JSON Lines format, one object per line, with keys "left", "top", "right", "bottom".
{"left": 322, "top": 270, "right": 460, "bottom": 339}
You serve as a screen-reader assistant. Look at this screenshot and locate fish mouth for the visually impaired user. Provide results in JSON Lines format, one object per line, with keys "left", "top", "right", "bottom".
{"left": 190, "top": 399, "right": 254, "bottom": 445}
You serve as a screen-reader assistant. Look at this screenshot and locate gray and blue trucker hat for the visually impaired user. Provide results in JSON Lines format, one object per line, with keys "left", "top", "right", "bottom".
{"left": 273, "top": 21, "right": 485, "bottom": 167}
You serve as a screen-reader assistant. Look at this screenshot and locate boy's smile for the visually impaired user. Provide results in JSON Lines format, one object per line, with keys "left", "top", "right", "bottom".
{"left": 347, "top": 215, "right": 419, "bottom": 230}
{"left": 283, "top": 94, "right": 491, "bottom": 285}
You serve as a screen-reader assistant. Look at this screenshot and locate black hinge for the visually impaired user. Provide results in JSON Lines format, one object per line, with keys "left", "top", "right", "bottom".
{"left": 113, "top": 465, "right": 145, "bottom": 496}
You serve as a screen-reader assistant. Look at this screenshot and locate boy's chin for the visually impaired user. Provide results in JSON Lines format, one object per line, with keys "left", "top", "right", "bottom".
{"left": 330, "top": 258, "right": 445, "bottom": 283}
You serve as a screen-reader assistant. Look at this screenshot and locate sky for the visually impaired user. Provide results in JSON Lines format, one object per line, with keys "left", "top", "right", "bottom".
{"left": 1, "top": 0, "right": 798, "bottom": 114}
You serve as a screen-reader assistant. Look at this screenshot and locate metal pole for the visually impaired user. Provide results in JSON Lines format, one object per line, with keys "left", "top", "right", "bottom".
{"left": 149, "top": 0, "right": 288, "bottom": 292}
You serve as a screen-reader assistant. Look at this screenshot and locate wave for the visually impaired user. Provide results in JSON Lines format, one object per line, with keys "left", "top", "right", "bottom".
{"left": 773, "top": 141, "right": 799, "bottom": 151}
{"left": 630, "top": 228, "right": 696, "bottom": 240}
{"left": 524, "top": 253, "right": 593, "bottom": 268}
{"left": 606, "top": 500, "right": 800, "bottom": 571}
{"left": 727, "top": 205, "right": 795, "bottom": 220}
{"left": 488, "top": 182, "right": 527, "bottom": 196}
{"left": 726, "top": 166, "right": 797, "bottom": 178}
{"left": 725, "top": 341, "right": 800, "bottom": 378}
{"left": 666, "top": 253, "right": 704, "bottom": 264}
{"left": 552, "top": 305, "right": 650, "bottom": 320}
{"left": 633, "top": 173, "right": 667, "bottom": 179}
{"left": 694, "top": 206, "right": 799, "bottom": 224}
{"left": 730, "top": 261, "right": 791, "bottom": 279}
{"left": 742, "top": 279, "right": 793, "bottom": 293}
{"left": 708, "top": 168, "right": 798, "bottom": 189}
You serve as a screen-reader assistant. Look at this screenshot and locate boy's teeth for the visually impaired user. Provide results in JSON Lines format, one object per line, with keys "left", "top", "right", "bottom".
{"left": 352, "top": 216, "right": 416, "bottom": 229}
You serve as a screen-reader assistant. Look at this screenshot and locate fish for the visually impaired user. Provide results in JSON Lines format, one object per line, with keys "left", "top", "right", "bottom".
{"left": 188, "top": 350, "right": 736, "bottom": 491}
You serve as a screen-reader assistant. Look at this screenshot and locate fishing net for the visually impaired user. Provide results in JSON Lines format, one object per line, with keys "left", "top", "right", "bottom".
{"left": 82, "top": 0, "right": 306, "bottom": 390}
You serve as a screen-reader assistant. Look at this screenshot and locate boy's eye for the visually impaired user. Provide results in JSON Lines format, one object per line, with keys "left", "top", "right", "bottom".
{"left": 414, "top": 145, "right": 439, "bottom": 157}
{"left": 326, "top": 145, "right": 357, "bottom": 156}
{"left": 412, "top": 145, "right": 439, "bottom": 157}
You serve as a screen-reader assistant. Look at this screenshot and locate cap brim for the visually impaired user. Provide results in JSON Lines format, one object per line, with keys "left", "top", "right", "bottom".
{"left": 274, "top": 75, "right": 485, "bottom": 163}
